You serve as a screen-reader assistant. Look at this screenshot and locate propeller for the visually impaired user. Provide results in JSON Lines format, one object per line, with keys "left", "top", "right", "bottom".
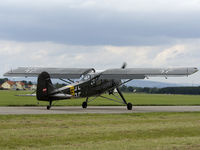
{"left": 121, "top": 62, "right": 127, "bottom": 69}
{"left": 109, "top": 62, "right": 127, "bottom": 95}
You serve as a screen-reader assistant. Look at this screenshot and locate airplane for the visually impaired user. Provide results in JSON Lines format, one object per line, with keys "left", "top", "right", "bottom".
{"left": 3, "top": 64, "right": 198, "bottom": 110}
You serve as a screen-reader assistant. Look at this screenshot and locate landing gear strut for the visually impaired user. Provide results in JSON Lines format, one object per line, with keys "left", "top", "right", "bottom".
{"left": 82, "top": 97, "right": 88, "bottom": 109}
{"left": 82, "top": 89, "right": 133, "bottom": 110}
{"left": 47, "top": 100, "right": 52, "bottom": 110}
{"left": 116, "top": 88, "right": 132, "bottom": 110}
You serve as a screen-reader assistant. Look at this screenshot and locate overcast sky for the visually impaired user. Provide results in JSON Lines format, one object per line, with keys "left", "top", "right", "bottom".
{"left": 0, "top": 0, "right": 199, "bottom": 84}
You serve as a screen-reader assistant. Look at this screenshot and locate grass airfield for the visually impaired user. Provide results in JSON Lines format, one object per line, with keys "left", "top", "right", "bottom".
{"left": 0, "top": 90, "right": 200, "bottom": 106}
{"left": 0, "top": 90, "right": 200, "bottom": 150}
{"left": 1, "top": 113, "right": 200, "bottom": 150}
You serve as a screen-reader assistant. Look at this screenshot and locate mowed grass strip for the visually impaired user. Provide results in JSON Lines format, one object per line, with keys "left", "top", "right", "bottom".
{"left": 0, "top": 113, "right": 200, "bottom": 150}
{"left": 0, "top": 90, "right": 200, "bottom": 106}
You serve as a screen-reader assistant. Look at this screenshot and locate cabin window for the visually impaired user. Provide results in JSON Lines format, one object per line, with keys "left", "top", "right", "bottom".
{"left": 81, "top": 74, "right": 91, "bottom": 81}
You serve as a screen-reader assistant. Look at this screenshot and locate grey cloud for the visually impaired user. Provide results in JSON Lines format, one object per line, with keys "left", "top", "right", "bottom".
{"left": 1, "top": 1, "right": 200, "bottom": 45}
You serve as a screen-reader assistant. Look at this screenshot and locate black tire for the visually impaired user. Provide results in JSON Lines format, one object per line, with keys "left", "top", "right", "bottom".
{"left": 127, "top": 103, "right": 132, "bottom": 110}
{"left": 82, "top": 101, "right": 87, "bottom": 109}
{"left": 47, "top": 105, "right": 51, "bottom": 110}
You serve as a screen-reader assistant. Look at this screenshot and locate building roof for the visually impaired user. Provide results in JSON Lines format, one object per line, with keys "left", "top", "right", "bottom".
{"left": 28, "top": 85, "right": 33, "bottom": 88}
{"left": 6, "top": 81, "right": 16, "bottom": 86}
{"left": 16, "top": 81, "right": 25, "bottom": 86}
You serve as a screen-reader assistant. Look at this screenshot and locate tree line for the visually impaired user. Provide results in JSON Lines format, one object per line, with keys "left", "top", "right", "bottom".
{"left": 0, "top": 78, "right": 8, "bottom": 84}
{"left": 1, "top": 78, "right": 200, "bottom": 95}
{"left": 119, "top": 85, "right": 200, "bottom": 95}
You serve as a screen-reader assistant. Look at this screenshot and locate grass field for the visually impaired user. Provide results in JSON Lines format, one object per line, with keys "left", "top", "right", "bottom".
{"left": 1, "top": 91, "right": 200, "bottom": 150}
{"left": 0, "top": 112, "right": 200, "bottom": 150}
{"left": 0, "top": 90, "right": 200, "bottom": 106}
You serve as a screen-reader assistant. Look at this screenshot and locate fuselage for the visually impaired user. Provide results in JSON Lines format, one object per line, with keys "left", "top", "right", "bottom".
{"left": 53, "top": 78, "right": 121, "bottom": 99}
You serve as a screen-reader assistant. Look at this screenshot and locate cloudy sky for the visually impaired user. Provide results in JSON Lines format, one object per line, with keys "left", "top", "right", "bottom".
{"left": 0, "top": 0, "right": 199, "bottom": 84}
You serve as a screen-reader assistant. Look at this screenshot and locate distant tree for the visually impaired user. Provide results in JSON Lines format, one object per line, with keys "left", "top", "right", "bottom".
{"left": 0, "top": 78, "right": 8, "bottom": 84}
{"left": 143, "top": 87, "right": 150, "bottom": 93}
{"left": 127, "top": 86, "right": 134, "bottom": 92}
{"left": 21, "top": 80, "right": 27, "bottom": 85}
{"left": 120, "top": 85, "right": 128, "bottom": 92}
{"left": 149, "top": 87, "right": 159, "bottom": 93}
{"left": 28, "top": 81, "right": 33, "bottom": 85}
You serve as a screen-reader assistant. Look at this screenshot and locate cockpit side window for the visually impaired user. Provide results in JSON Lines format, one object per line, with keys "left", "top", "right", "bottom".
{"left": 81, "top": 74, "right": 91, "bottom": 81}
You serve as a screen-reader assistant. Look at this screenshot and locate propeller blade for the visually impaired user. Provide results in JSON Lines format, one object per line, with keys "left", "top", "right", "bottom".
{"left": 121, "top": 62, "right": 127, "bottom": 69}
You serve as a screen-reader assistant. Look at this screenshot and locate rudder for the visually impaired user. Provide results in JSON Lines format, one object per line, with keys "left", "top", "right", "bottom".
{"left": 36, "top": 72, "right": 54, "bottom": 101}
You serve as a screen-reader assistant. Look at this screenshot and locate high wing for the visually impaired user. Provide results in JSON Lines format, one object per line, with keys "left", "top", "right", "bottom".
{"left": 4, "top": 67, "right": 95, "bottom": 79}
{"left": 4, "top": 67, "right": 198, "bottom": 80}
{"left": 99, "top": 67, "right": 198, "bottom": 79}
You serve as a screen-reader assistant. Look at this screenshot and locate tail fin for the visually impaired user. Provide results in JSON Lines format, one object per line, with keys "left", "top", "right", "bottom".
{"left": 36, "top": 72, "right": 55, "bottom": 101}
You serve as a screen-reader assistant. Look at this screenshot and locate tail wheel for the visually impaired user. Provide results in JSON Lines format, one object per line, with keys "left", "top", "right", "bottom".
{"left": 47, "top": 100, "right": 52, "bottom": 110}
{"left": 127, "top": 103, "right": 132, "bottom": 110}
{"left": 47, "top": 105, "right": 51, "bottom": 110}
{"left": 82, "top": 101, "right": 87, "bottom": 109}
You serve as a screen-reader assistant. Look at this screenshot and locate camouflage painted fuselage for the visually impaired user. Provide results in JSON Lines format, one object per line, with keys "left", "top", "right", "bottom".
{"left": 36, "top": 71, "right": 121, "bottom": 101}
{"left": 56, "top": 78, "right": 121, "bottom": 99}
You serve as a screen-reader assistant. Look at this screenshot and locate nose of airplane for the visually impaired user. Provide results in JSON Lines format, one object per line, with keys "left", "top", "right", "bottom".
{"left": 191, "top": 67, "right": 198, "bottom": 74}
{"left": 195, "top": 68, "right": 198, "bottom": 72}
{"left": 194, "top": 67, "right": 199, "bottom": 73}
{"left": 187, "top": 67, "right": 198, "bottom": 75}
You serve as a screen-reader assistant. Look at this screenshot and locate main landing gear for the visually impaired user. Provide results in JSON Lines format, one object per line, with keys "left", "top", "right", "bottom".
{"left": 82, "top": 101, "right": 87, "bottom": 109}
{"left": 82, "top": 97, "right": 88, "bottom": 109}
{"left": 116, "top": 88, "right": 132, "bottom": 110}
{"left": 127, "top": 103, "right": 133, "bottom": 110}
{"left": 81, "top": 88, "right": 133, "bottom": 110}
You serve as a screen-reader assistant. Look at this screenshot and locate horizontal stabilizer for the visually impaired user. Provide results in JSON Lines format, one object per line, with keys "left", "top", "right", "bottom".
{"left": 15, "top": 94, "right": 36, "bottom": 97}
{"left": 51, "top": 93, "right": 72, "bottom": 99}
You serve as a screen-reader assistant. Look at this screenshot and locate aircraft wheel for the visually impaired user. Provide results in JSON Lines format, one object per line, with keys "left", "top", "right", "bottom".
{"left": 82, "top": 101, "right": 87, "bottom": 109}
{"left": 47, "top": 105, "right": 51, "bottom": 110}
{"left": 127, "top": 103, "right": 132, "bottom": 110}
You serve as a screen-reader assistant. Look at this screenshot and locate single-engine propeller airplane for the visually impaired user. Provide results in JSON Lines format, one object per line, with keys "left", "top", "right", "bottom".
{"left": 4, "top": 63, "right": 198, "bottom": 110}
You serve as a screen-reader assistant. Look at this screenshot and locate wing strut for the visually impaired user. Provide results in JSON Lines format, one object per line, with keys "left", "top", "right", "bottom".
{"left": 119, "top": 79, "right": 132, "bottom": 86}
{"left": 59, "top": 78, "right": 74, "bottom": 84}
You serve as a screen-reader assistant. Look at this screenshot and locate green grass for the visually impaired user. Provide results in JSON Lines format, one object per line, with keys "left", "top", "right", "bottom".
{"left": 0, "top": 112, "right": 200, "bottom": 150}
{"left": 0, "top": 90, "right": 200, "bottom": 106}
